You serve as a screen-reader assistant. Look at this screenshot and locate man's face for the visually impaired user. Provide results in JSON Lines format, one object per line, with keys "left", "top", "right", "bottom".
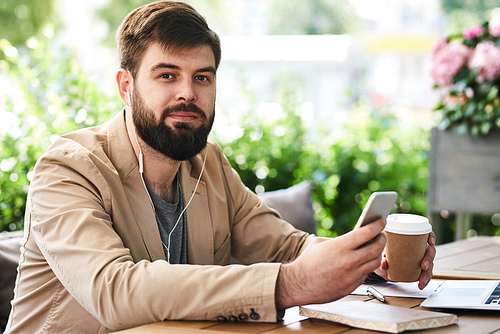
{"left": 131, "top": 43, "right": 216, "bottom": 161}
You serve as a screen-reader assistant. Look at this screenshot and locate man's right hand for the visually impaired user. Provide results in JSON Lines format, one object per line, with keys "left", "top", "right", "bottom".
{"left": 275, "top": 218, "right": 386, "bottom": 310}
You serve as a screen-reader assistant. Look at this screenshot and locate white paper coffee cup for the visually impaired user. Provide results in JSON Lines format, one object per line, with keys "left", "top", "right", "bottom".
{"left": 384, "top": 214, "right": 432, "bottom": 282}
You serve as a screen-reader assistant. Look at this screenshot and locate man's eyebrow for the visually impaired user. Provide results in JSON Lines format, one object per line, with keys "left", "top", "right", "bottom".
{"left": 197, "top": 66, "right": 217, "bottom": 74}
{"left": 149, "top": 63, "right": 216, "bottom": 74}
{"left": 150, "top": 63, "right": 179, "bottom": 72}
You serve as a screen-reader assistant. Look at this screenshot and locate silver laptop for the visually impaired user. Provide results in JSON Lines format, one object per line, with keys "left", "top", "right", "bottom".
{"left": 421, "top": 280, "right": 500, "bottom": 310}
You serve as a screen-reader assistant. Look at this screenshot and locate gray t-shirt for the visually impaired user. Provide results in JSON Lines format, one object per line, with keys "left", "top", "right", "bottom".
{"left": 146, "top": 174, "right": 187, "bottom": 264}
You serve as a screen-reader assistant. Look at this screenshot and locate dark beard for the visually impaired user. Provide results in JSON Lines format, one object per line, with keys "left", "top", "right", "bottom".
{"left": 132, "top": 89, "right": 214, "bottom": 161}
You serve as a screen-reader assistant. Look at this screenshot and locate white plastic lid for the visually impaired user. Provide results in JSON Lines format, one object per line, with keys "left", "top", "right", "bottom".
{"left": 384, "top": 214, "right": 432, "bottom": 235}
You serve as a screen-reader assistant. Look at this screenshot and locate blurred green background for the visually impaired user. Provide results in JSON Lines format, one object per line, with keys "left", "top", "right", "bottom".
{"left": 1, "top": 0, "right": 499, "bottom": 242}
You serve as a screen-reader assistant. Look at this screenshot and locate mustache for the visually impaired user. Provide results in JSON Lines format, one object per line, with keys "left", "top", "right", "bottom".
{"left": 161, "top": 103, "right": 207, "bottom": 122}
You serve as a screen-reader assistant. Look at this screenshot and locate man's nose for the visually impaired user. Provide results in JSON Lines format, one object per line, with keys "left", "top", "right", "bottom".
{"left": 175, "top": 79, "right": 197, "bottom": 102}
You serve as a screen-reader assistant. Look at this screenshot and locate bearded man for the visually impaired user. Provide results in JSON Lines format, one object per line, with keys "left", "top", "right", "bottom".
{"left": 5, "top": 2, "right": 435, "bottom": 333}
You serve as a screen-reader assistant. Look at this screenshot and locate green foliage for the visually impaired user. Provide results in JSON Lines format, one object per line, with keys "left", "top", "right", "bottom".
{"left": 439, "top": 0, "right": 499, "bottom": 32}
{"left": 212, "top": 73, "right": 430, "bottom": 238}
{"left": 306, "top": 106, "right": 430, "bottom": 238}
{"left": 0, "top": 0, "right": 58, "bottom": 51}
{"left": 215, "top": 78, "right": 500, "bottom": 239}
{"left": 0, "top": 38, "right": 120, "bottom": 232}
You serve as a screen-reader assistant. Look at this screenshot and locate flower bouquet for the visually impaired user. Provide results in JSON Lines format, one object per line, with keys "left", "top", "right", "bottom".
{"left": 431, "top": 16, "right": 500, "bottom": 136}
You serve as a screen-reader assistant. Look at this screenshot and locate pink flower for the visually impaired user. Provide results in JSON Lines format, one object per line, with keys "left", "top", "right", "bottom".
{"left": 463, "top": 26, "right": 484, "bottom": 39}
{"left": 431, "top": 41, "right": 471, "bottom": 86}
{"left": 468, "top": 41, "right": 500, "bottom": 83}
{"left": 489, "top": 16, "right": 500, "bottom": 37}
{"left": 431, "top": 38, "right": 447, "bottom": 56}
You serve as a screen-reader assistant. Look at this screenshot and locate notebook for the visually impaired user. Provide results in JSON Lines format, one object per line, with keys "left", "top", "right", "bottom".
{"left": 300, "top": 300, "right": 457, "bottom": 333}
{"left": 420, "top": 280, "right": 500, "bottom": 310}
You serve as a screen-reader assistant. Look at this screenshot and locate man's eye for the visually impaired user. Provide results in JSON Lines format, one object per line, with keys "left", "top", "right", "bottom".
{"left": 160, "top": 73, "right": 174, "bottom": 79}
{"left": 195, "top": 75, "right": 209, "bottom": 82}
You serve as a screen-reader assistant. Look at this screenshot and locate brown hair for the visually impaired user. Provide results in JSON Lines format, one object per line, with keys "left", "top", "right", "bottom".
{"left": 116, "top": 1, "right": 221, "bottom": 78}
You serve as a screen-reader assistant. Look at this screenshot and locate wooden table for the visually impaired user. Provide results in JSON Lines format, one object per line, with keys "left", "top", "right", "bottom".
{"left": 114, "top": 237, "right": 500, "bottom": 334}
{"left": 113, "top": 294, "right": 500, "bottom": 334}
{"left": 432, "top": 236, "right": 500, "bottom": 280}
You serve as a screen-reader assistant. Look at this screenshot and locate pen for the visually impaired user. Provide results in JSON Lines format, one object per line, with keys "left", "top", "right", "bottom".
{"left": 367, "top": 286, "right": 386, "bottom": 303}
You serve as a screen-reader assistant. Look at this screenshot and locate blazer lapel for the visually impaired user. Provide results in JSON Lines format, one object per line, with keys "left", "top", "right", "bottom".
{"left": 107, "top": 110, "right": 165, "bottom": 262}
{"left": 181, "top": 158, "right": 214, "bottom": 265}
{"left": 122, "top": 173, "right": 165, "bottom": 262}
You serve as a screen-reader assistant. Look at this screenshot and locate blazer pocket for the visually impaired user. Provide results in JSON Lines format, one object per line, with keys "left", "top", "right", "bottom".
{"left": 214, "top": 232, "right": 231, "bottom": 265}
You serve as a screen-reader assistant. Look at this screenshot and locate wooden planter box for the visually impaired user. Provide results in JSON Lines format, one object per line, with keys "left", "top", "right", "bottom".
{"left": 427, "top": 128, "right": 500, "bottom": 243}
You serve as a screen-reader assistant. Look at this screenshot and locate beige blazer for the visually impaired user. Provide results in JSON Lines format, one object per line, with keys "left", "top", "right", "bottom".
{"left": 5, "top": 110, "right": 312, "bottom": 333}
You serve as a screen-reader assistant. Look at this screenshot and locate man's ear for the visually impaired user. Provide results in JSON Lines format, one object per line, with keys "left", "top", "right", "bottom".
{"left": 116, "top": 69, "right": 133, "bottom": 106}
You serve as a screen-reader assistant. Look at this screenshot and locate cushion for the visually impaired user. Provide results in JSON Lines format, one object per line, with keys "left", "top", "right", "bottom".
{"left": 259, "top": 181, "right": 316, "bottom": 234}
{"left": 0, "top": 231, "right": 23, "bottom": 332}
